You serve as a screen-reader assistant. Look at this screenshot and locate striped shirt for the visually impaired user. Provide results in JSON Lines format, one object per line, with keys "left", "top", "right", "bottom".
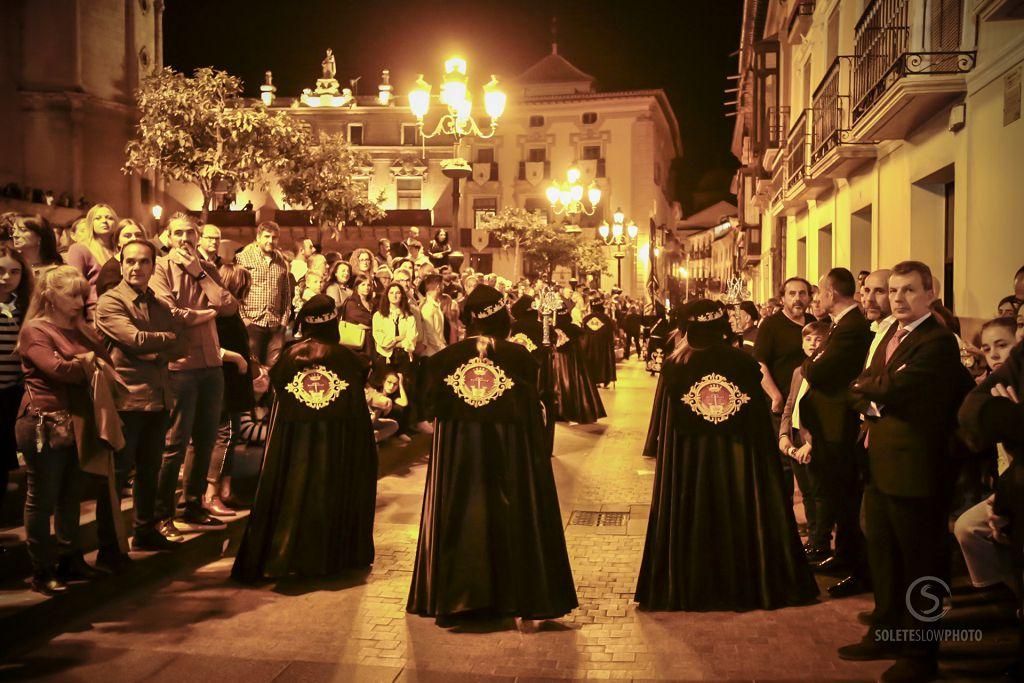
{"left": 0, "top": 298, "right": 22, "bottom": 390}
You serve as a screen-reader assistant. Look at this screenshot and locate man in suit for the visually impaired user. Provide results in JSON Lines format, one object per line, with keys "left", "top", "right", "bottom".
{"left": 799, "top": 268, "right": 872, "bottom": 596}
{"left": 838, "top": 261, "right": 974, "bottom": 683}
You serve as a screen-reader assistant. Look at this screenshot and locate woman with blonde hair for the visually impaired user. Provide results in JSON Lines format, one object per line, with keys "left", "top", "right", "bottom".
{"left": 65, "top": 204, "right": 119, "bottom": 320}
{"left": 15, "top": 266, "right": 115, "bottom": 594}
{"left": 349, "top": 247, "right": 378, "bottom": 280}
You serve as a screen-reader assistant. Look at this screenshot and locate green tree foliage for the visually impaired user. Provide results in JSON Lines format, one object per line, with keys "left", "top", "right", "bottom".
{"left": 572, "top": 239, "right": 611, "bottom": 277}
{"left": 123, "top": 67, "right": 307, "bottom": 216}
{"left": 276, "top": 131, "right": 386, "bottom": 241}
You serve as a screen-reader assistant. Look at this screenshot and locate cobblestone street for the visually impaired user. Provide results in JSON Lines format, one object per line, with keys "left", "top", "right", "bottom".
{"left": 6, "top": 361, "right": 892, "bottom": 681}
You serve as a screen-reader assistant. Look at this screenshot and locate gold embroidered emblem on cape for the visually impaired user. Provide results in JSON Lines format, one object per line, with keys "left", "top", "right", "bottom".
{"left": 286, "top": 365, "right": 349, "bottom": 410}
{"left": 585, "top": 317, "right": 604, "bottom": 331}
{"left": 681, "top": 372, "right": 750, "bottom": 424}
{"left": 444, "top": 356, "right": 515, "bottom": 408}
{"left": 554, "top": 328, "right": 570, "bottom": 348}
{"left": 509, "top": 333, "right": 538, "bottom": 352}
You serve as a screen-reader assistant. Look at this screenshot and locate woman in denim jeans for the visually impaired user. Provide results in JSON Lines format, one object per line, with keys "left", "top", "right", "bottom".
{"left": 16, "top": 266, "right": 111, "bottom": 594}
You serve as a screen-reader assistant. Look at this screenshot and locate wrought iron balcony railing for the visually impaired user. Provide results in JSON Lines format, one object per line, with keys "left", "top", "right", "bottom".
{"left": 812, "top": 57, "right": 848, "bottom": 163}
{"left": 786, "top": 110, "right": 809, "bottom": 188}
{"left": 852, "top": 0, "right": 975, "bottom": 124}
{"left": 767, "top": 105, "right": 790, "bottom": 150}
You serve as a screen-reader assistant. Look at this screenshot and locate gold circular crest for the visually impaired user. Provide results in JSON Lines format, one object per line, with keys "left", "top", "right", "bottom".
{"left": 286, "top": 365, "right": 349, "bottom": 410}
{"left": 585, "top": 317, "right": 604, "bottom": 332}
{"left": 509, "top": 333, "right": 538, "bottom": 352}
{"left": 444, "top": 357, "right": 515, "bottom": 408}
{"left": 681, "top": 373, "right": 750, "bottom": 424}
{"left": 554, "top": 328, "right": 570, "bottom": 348}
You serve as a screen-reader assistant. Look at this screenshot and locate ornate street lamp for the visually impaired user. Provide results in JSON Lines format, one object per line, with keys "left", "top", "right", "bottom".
{"left": 546, "top": 166, "right": 601, "bottom": 233}
{"left": 598, "top": 208, "right": 638, "bottom": 288}
{"left": 409, "top": 58, "right": 507, "bottom": 237}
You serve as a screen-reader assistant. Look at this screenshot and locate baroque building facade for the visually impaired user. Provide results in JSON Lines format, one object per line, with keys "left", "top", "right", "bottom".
{"left": 163, "top": 47, "right": 682, "bottom": 294}
{"left": 731, "top": 0, "right": 1024, "bottom": 323}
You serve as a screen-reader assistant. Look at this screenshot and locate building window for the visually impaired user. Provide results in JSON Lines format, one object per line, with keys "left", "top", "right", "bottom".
{"left": 527, "top": 147, "right": 546, "bottom": 162}
{"left": 401, "top": 124, "right": 420, "bottom": 146}
{"left": 582, "top": 112, "right": 597, "bottom": 125}
{"left": 581, "top": 144, "right": 601, "bottom": 160}
{"left": 524, "top": 197, "right": 550, "bottom": 222}
{"left": 348, "top": 123, "right": 364, "bottom": 146}
{"left": 476, "top": 147, "right": 495, "bottom": 163}
{"left": 473, "top": 197, "right": 498, "bottom": 229}
{"left": 396, "top": 178, "right": 421, "bottom": 209}
{"left": 529, "top": 115, "right": 545, "bottom": 127}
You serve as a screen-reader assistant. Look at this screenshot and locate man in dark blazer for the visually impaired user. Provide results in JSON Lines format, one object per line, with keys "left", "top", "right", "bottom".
{"left": 838, "top": 261, "right": 973, "bottom": 683}
{"left": 799, "top": 268, "right": 872, "bottom": 596}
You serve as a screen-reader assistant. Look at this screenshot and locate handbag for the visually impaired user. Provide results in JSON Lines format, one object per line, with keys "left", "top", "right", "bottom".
{"left": 18, "top": 386, "right": 75, "bottom": 452}
{"left": 338, "top": 320, "right": 367, "bottom": 349}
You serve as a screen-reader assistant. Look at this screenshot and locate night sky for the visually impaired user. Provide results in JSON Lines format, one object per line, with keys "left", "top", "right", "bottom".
{"left": 163, "top": 0, "right": 742, "bottom": 213}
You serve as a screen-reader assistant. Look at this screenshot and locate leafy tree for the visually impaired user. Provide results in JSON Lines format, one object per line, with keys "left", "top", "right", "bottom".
{"left": 572, "top": 239, "right": 611, "bottom": 278}
{"left": 277, "top": 131, "right": 386, "bottom": 241}
{"left": 479, "top": 207, "right": 553, "bottom": 280}
{"left": 123, "top": 67, "right": 307, "bottom": 217}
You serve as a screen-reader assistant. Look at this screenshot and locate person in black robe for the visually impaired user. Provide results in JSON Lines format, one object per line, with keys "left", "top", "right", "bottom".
{"left": 232, "top": 295, "right": 378, "bottom": 582}
{"left": 551, "top": 306, "right": 606, "bottom": 424}
{"left": 509, "top": 294, "right": 556, "bottom": 457}
{"left": 636, "top": 299, "right": 819, "bottom": 611}
{"left": 580, "top": 299, "right": 617, "bottom": 388}
{"left": 408, "top": 285, "right": 577, "bottom": 628}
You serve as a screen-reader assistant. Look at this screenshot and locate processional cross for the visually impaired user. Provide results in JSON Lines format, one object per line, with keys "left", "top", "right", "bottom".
{"left": 532, "top": 287, "right": 564, "bottom": 347}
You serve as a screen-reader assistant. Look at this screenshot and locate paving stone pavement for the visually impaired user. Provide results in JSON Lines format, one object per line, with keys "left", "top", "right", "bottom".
{"left": 3, "top": 361, "right": 899, "bottom": 682}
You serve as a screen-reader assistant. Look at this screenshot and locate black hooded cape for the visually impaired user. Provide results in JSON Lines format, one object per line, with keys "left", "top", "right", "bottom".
{"left": 407, "top": 337, "right": 578, "bottom": 619}
{"left": 551, "top": 316, "right": 606, "bottom": 424}
{"left": 635, "top": 344, "right": 819, "bottom": 611}
{"left": 232, "top": 338, "right": 378, "bottom": 582}
{"left": 579, "top": 312, "right": 618, "bottom": 386}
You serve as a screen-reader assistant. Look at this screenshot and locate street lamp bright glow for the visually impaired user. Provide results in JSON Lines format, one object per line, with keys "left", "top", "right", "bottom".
{"left": 151, "top": 204, "right": 163, "bottom": 221}
{"left": 408, "top": 75, "right": 432, "bottom": 119}
{"left": 483, "top": 76, "right": 506, "bottom": 119}
{"left": 627, "top": 221, "right": 639, "bottom": 240}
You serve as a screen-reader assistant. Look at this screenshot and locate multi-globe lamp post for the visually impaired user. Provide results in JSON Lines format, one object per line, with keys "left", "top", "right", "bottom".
{"left": 546, "top": 166, "right": 601, "bottom": 233}
{"left": 408, "top": 58, "right": 507, "bottom": 236}
{"left": 598, "top": 208, "right": 638, "bottom": 288}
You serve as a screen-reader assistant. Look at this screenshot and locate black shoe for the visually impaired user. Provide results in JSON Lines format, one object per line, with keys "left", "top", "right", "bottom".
{"left": 856, "top": 610, "right": 876, "bottom": 626}
{"left": 828, "top": 575, "right": 870, "bottom": 598}
{"left": 132, "top": 531, "right": 179, "bottom": 551}
{"left": 30, "top": 572, "right": 68, "bottom": 596}
{"left": 804, "top": 547, "right": 831, "bottom": 563}
{"left": 879, "top": 657, "right": 938, "bottom": 683}
{"left": 55, "top": 554, "right": 109, "bottom": 581}
{"left": 813, "top": 556, "right": 850, "bottom": 574}
{"left": 95, "top": 549, "right": 133, "bottom": 574}
{"left": 180, "top": 506, "right": 226, "bottom": 527}
{"left": 837, "top": 640, "right": 900, "bottom": 661}
{"left": 158, "top": 519, "right": 186, "bottom": 542}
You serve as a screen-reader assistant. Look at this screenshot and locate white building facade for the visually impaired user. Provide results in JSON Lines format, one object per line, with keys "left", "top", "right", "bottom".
{"left": 731, "top": 0, "right": 1024, "bottom": 325}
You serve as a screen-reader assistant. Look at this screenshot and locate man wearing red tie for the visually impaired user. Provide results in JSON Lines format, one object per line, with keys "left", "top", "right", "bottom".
{"left": 838, "top": 261, "right": 973, "bottom": 683}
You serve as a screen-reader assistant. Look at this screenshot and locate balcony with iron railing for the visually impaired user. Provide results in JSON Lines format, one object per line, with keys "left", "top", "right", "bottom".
{"left": 811, "top": 56, "right": 877, "bottom": 176}
{"left": 785, "top": 110, "right": 809, "bottom": 192}
{"left": 850, "top": 0, "right": 975, "bottom": 139}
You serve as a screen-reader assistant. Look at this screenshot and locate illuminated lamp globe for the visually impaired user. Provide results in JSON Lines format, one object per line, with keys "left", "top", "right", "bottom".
{"left": 408, "top": 75, "right": 431, "bottom": 119}
{"left": 627, "top": 221, "right": 639, "bottom": 240}
{"left": 545, "top": 185, "right": 561, "bottom": 205}
{"left": 587, "top": 183, "right": 601, "bottom": 206}
{"left": 566, "top": 167, "right": 581, "bottom": 184}
{"left": 598, "top": 222, "right": 610, "bottom": 240}
{"left": 613, "top": 208, "right": 625, "bottom": 225}
{"left": 483, "top": 76, "right": 506, "bottom": 120}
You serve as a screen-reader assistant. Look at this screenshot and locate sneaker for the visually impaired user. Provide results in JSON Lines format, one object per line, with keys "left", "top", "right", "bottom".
{"left": 158, "top": 519, "right": 185, "bottom": 542}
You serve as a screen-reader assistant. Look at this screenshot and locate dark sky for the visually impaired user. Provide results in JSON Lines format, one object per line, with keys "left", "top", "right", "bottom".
{"left": 163, "top": 0, "right": 742, "bottom": 210}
